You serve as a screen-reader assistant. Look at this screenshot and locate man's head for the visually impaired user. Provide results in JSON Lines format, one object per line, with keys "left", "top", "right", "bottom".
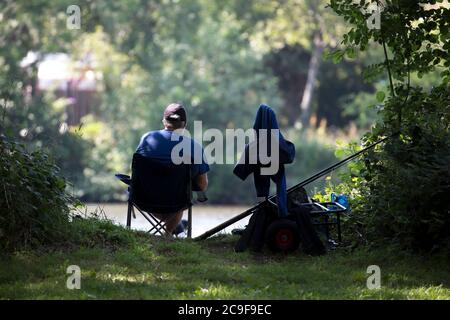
{"left": 162, "top": 103, "right": 187, "bottom": 130}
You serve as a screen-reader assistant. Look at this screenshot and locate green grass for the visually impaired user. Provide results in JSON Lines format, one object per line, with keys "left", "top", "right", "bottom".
{"left": 0, "top": 222, "right": 449, "bottom": 300}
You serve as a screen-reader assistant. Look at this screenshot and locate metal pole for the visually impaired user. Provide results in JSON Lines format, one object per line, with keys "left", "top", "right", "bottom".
{"left": 126, "top": 201, "right": 132, "bottom": 229}
{"left": 188, "top": 206, "right": 192, "bottom": 238}
{"left": 187, "top": 164, "right": 193, "bottom": 238}
{"left": 337, "top": 213, "right": 342, "bottom": 243}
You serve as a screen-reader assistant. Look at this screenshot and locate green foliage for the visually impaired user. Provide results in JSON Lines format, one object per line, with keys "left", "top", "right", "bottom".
{"left": 0, "top": 1, "right": 92, "bottom": 200}
{"left": 360, "top": 85, "right": 450, "bottom": 250}
{"left": 329, "top": 0, "right": 450, "bottom": 251}
{"left": 1, "top": 0, "right": 379, "bottom": 205}
{"left": 0, "top": 133, "right": 136, "bottom": 252}
{"left": 0, "top": 135, "right": 77, "bottom": 251}
{"left": 330, "top": 0, "right": 450, "bottom": 83}
{"left": 339, "top": 78, "right": 390, "bottom": 129}
{"left": 63, "top": 5, "right": 284, "bottom": 202}
{"left": 318, "top": 58, "right": 375, "bottom": 127}
{"left": 186, "top": 129, "right": 339, "bottom": 205}
{"left": 239, "top": 0, "right": 347, "bottom": 51}
{"left": 71, "top": 116, "right": 128, "bottom": 202}
{"left": 1, "top": 1, "right": 284, "bottom": 203}
{"left": 286, "top": 130, "right": 338, "bottom": 192}
{"left": 266, "top": 45, "right": 375, "bottom": 127}
{"left": 67, "top": 214, "right": 138, "bottom": 250}
{"left": 2, "top": 94, "right": 91, "bottom": 187}
{"left": 375, "top": 91, "right": 386, "bottom": 103}
{"left": 3, "top": 0, "right": 448, "bottom": 218}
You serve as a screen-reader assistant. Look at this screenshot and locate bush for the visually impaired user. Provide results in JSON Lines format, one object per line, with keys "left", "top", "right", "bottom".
{"left": 361, "top": 85, "right": 450, "bottom": 251}
{"left": 328, "top": 0, "right": 450, "bottom": 253}
{"left": 0, "top": 135, "right": 77, "bottom": 251}
{"left": 328, "top": 85, "right": 450, "bottom": 252}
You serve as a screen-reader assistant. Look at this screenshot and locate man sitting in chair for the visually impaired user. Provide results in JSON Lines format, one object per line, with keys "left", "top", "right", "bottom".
{"left": 135, "top": 103, "right": 209, "bottom": 234}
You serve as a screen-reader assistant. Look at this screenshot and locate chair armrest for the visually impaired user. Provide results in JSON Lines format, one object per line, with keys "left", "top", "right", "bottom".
{"left": 115, "top": 173, "right": 131, "bottom": 186}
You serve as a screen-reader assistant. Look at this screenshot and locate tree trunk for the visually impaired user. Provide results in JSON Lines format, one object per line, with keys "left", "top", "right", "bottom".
{"left": 300, "top": 32, "right": 324, "bottom": 128}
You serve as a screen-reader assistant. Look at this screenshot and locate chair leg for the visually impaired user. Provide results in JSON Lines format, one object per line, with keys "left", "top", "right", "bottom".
{"left": 187, "top": 205, "right": 192, "bottom": 238}
{"left": 148, "top": 218, "right": 168, "bottom": 235}
{"left": 325, "top": 214, "right": 330, "bottom": 241}
{"left": 140, "top": 210, "right": 171, "bottom": 236}
{"left": 337, "top": 213, "right": 342, "bottom": 243}
{"left": 126, "top": 201, "right": 132, "bottom": 229}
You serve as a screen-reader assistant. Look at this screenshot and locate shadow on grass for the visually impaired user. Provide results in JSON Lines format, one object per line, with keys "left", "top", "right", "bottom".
{"left": 0, "top": 234, "right": 449, "bottom": 299}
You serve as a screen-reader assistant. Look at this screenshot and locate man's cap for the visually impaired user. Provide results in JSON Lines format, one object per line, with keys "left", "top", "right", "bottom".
{"left": 164, "top": 103, "right": 187, "bottom": 122}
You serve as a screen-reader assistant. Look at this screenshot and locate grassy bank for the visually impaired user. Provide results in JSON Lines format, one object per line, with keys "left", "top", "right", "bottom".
{"left": 0, "top": 221, "right": 449, "bottom": 300}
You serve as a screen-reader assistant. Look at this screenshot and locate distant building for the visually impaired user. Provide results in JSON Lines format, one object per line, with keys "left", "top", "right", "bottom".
{"left": 24, "top": 52, "right": 101, "bottom": 125}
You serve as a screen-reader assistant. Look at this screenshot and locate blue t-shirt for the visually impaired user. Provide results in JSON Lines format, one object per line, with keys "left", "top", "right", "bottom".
{"left": 136, "top": 129, "right": 209, "bottom": 177}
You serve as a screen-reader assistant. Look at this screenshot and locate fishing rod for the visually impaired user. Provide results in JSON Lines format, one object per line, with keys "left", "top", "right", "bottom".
{"left": 195, "top": 133, "right": 396, "bottom": 240}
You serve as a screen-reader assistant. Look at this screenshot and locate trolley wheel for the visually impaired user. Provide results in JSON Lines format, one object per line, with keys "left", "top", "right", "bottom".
{"left": 265, "top": 219, "right": 300, "bottom": 253}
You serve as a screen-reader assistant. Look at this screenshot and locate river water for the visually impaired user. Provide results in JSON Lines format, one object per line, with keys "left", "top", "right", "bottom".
{"left": 86, "top": 203, "right": 251, "bottom": 237}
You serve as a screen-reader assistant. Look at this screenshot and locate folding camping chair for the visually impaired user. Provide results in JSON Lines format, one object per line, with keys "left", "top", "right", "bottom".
{"left": 116, "top": 153, "right": 194, "bottom": 238}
